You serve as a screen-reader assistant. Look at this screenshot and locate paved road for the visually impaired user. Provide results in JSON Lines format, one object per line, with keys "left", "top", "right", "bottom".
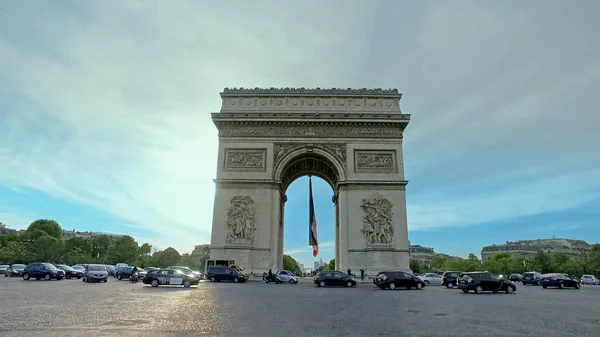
{"left": 1, "top": 277, "right": 599, "bottom": 336}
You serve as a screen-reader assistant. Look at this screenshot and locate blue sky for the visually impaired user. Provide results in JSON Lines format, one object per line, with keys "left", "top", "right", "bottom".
{"left": 1, "top": 1, "right": 599, "bottom": 269}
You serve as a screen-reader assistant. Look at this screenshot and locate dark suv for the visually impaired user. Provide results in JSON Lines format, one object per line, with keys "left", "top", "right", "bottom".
{"left": 457, "top": 271, "right": 517, "bottom": 294}
{"left": 206, "top": 266, "right": 248, "bottom": 283}
{"left": 116, "top": 266, "right": 146, "bottom": 280}
{"left": 441, "top": 271, "right": 461, "bottom": 288}
{"left": 22, "top": 262, "right": 65, "bottom": 281}
{"left": 521, "top": 272, "right": 542, "bottom": 285}
{"left": 373, "top": 270, "right": 426, "bottom": 290}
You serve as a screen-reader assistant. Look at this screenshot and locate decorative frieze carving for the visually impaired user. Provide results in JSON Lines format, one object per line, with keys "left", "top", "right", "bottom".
{"left": 273, "top": 143, "right": 347, "bottom": 168}
{"left": 224, "top": 149, "right": 266, "bottom": 171}
{"left": 225, "top": 195, "right": 257, "bottom": 244}
{"left": 360, "top": 194, "right": 394, "bottom": 245}
{"left": 222, "top": 87, "right": 400, "bottom": 95}
{"left": 354, "top": 150, "right": 397, "bottom": 172}
{"left": 217, "top": 123, "right": 404, "bottom": 139}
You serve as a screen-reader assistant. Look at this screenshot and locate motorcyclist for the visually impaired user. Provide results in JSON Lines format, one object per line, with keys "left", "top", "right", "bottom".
{"left": 131, "top": 266, "right": 139, "bottom": 280}
{"left": 268, "top": 268, "right": 273, "bottom": 281}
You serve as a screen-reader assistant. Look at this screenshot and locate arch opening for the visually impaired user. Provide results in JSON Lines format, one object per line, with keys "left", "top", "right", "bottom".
{"left": 278, "top": 153, "right": 341, "bottom": 274}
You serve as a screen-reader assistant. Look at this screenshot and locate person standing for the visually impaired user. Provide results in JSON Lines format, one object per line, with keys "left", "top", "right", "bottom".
{"left": 347, "top": 268, "right": 352, "bottom": 277}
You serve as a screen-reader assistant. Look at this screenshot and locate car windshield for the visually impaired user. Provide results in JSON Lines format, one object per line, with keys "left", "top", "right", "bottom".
{"left": 87, "top": 265, "right": 106, "bottom": 271}
{"left": 542, "top": 273, "right": 560, "bottom": 277}
{"left": 582, "top": 275, "right": 593, "bottom": 278}
{"left": 13, "top": 264, "right": 26, "bottom": 268}
{"left": 58, "top": 265, "right": 74, "bottom": 271}
{"left": 42, "top": 263, "right": 58, "bottom": 270}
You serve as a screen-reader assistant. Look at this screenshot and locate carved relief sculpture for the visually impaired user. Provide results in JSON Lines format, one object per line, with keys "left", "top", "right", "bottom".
{"left": 355, "top": 150, "right": 396, "bottom": 171}
{"left": 273, "top": 143, "right": 347, "bottom": 168}
{"left": 224, "top": 149, "right": 266, "bottom": 170}
{"left": 360, "top": 194, "right": 394, "bottom": 245}
{"left": 225, "top": 195, "right": 257, "bottom": 244}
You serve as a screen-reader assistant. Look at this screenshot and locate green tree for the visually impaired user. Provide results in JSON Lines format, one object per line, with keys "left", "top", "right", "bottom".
{"left": 138, "top": 243, "right": 153, "bottom": 267}
{"left": 463, "top": 253, "right": 484, "bottom": 272}
{"left": 62, "top": 247, "right": 91, "bottom": 265}
{"left": 0, "top": 240, "right": 29, "bottom": 263}
{"left": 108, "top": 235, "right": 139, "bottom": 264}
{"left": 24, "top": 219, "right": 63, "bottom": 242}
{"left": 588, "top": 244, "right": 600, "bottom": 276}
{"left": 410, "top": 259, "right": 422, "bottom": 273}
{"left": 153, "top": 247, "right": 181, "bottom": 267}
{"left": 531, "top": 251, "right": 551, "bottom": 273}
{"left": 30, "top": 235, "right": 64, "bottom": 262}
{"left": 65, "top": 237, "right": 93, "bottom": 257}
{"left": 283, "top": 254, "right": 302, "bottom": 275}
{"left": 92, "top": 235, "right": 113, "bottom": 261}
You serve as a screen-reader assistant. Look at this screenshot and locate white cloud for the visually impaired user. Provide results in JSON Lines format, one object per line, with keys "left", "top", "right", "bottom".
{"left": 0, "top": 1, "right": 599, "bottom": 254}
{"left": 284, "top": 241, "right": 335, "bottom": 256}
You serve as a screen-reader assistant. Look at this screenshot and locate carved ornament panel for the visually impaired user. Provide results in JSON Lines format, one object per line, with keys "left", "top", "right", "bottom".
{"left": 360, "top": 193, "right": 394, "bottom": 245}
{"left": 273, "top": 143, "right": 347, "bottom": 169}
{"left": 224, "top": 149, "right": 266, "bottom": 171}
{"left": 354, "top": 150, "right": 397, "bottom": 172}
{"left": 225, "top": 195, "right": 257, "bottom": 245}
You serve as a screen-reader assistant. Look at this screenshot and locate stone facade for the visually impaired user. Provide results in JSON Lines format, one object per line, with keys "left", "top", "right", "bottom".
{"left": 209, "top": 87, "right": 411, "bottom": 275}
{"left": 481, "top": 238, "right": 590, "bottom": 264}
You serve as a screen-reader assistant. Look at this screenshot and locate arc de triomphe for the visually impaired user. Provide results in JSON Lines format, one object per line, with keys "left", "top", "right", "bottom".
{"left": 208, "top": 88, "right": 411, "bottom": 275}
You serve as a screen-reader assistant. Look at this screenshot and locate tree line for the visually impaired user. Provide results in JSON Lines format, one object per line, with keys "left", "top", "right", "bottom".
{"left": 410, "top": 246, "right": 600, "bottom": 277}
{"left": 0, "top": 219, "right": 205, "bottom": 270}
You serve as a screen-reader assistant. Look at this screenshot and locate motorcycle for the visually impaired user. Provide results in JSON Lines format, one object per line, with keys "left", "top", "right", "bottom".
{"left": 264, "top": 274, "right": 281, "bottom": 284}
{"left": 130, "top": 272, "right": 139, "bottom": 283}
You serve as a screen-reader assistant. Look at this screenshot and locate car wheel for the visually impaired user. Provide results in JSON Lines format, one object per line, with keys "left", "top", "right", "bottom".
{"left": 575, "top": 283, "right": 580, "bottom": 289}
{"left": 416, "top": 283, "right": 423, "bottom": 290}
{"left": 462, "top": 289, "right": 469, "bottom": 293}
{"left": 44, "top": 273, "right": 52, "bottom": 281}
{"left": 559, "top": 282, "right": 564, "bottom": 289}
{"left": 475, "top": 285, "right": 483, "bottom": 294}
{"left": 117, "top": 274, "right": 122, "bottom": 280}
{"left": 319, "top": 280, "right": 325, "bottom": 287}
{"left": 103, "top": 278, "right": 108, "bottom": 283}
{"left": 289, "top": 279, "right": 295, "bottom": 284}
{"left": 346, "top": 281, "right": 353, "bottom": 287}
{"left": 424, "top": 280, "right": 429, "bottom": 286}
{"left": 389, "top": 283, "right": 396, "bottom": 290}
{"left": 77, "top": 275, "right": 81, "bottom": 279}
{"left": 183, "top": 280, "right": 191, "bottom": 288}
{"left": 233, "top": 277, "right": 239, "bottom": 283}
{"left": 506, "top": 286, "right": 514, "bottom": 294}
{"left": 151, "top": 279, "right": 159, "bottom": 287}
{"left": 542, "top": 285, "right": 547, "bottom": 288}
{"left": 210, "top": 276, "right": 216, "bottom": 282}
{"left": 446, "top": 282, "right": 455, "bottom": 289}
{"left": 22, "top": 273, "right": 30, "bottom": 281}
{"left": 66, "top": 274, "right": 71, "bottom": 279}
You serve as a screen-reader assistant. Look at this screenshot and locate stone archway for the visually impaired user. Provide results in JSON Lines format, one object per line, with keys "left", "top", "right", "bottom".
{"left": 209, "top": 87, "right": 411, "bottom": 276}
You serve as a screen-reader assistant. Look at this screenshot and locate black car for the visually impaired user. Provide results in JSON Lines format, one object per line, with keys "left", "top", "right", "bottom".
{"left": 508, "top": 273, "right": 523, "bottom": 282}
{"left": 206, "top": 266, "right": 247, "bottom": 283}
{"left": 22, "top": 262, "right": 65, "bottom": 281}
{"left": 104, "top": 265, "right": 116, "bottom": 276}
{"left": 5, "top": 264, "right": 26, "bottom": 277}
{"left": 116, "top": 266, "right": 146, "bottom": 280}
{"left": 143, "top": 269, "right": 200, "bottom": 288}
{"left": 313, "top": 270, "right": 356, "bottom": 287}
{"left": 441, "top": 271, "right": 461, "bottom": 288}
{"left": 55, "top": 264, "right": 83, "bottom": 279}
{"left": 373, "top": 270, "right": 425, "bottom": 290}
{"left": 522, "top": 271, "right": 543, "bottom": 285}
{"left": 541, "top": 273, "right": 581, "bottom": 289}
{"left": 457, "top": 271, "right": 517, "bottom": 294}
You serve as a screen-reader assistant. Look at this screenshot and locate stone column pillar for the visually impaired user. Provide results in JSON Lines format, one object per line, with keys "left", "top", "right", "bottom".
{"left": 337, "top": 187, "right": 349, "bottom": 271}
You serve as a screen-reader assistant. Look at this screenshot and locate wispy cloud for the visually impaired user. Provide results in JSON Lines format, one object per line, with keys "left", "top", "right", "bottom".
{"left": 284, "top": 241, "right": 335, "bottom": 255}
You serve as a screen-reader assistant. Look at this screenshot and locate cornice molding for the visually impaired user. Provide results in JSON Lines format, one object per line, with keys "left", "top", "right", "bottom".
{"left": 221, "top": 87, "right": 401, "bottom": 96}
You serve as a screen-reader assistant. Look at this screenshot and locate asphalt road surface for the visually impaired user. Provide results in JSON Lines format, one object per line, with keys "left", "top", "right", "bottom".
{"left": 1, "top": 276, "right": 599, "bottom": 336}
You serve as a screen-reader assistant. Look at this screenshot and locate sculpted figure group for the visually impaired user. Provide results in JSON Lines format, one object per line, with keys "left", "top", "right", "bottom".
{"left": 225, "top": 195, "right": 257, "bottom": 244}
{"left": 360, "top": 194, "right": 394, "bottom": 245}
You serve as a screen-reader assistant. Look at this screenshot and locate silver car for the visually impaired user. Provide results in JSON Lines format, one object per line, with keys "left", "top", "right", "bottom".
{"left": 417, "top": 273, "right": 443, "bottom": 286}
{"left": 83, "top": 264, "right": 108, "bottom": 283}
{"left": 580, "top": 275, "right": 599, "bottom": 285}
{"left": 276, "top": 270, "right": 299, "bottom": 284}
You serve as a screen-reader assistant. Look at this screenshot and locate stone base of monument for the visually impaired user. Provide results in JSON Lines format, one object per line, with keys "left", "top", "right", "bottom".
{"left": 348, "top": 246, "right": 411, "bottom": 277}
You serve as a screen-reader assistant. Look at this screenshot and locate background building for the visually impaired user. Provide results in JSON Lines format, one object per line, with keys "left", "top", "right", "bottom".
{"left": 481, "top": 237, "right": 590, "bottom": 263}
{"left": 409, "top": 244, "right": 435, "bottom": 265}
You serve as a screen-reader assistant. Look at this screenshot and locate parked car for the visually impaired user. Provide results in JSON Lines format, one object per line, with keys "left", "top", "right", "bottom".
{"left": 206, "top": 266, "right": 248, "bottom": 283}
{"left": 143, "top": 269, "right": 199, "bottom": 288}
{"left": 313, "top": 270, "right": 356, "bottom": 288}
{"left": 541, "top": 273, "right": 580, "bottom": 289}
{"left": 418, "top": 273, "right": 443, "bottom": 286}
{"left": 275, "top": 270, "right": 299, "bottom": 284}
{"left": 374, "top": 270, "right": 426, "bottom": 290}
{"left": 441, "top": 271, "right": 461, "bottom": 288}
{"left": 55, "top": 264, "right": 84, "bottom": 279}
{"left": 457, "top": 271, "right": 517, "bottom": 294}
{"left": 5, "top": 264, "right": 27, "bottom": 277}
{"left": 115, "top": 266, "right": 146, "bottom": 280}
{"left": 521, "top": 272, "right": 543, "bottom": 285}
{"left": 104, "top": 265, "right": 116, "bottom": 276}
{"left": 166, "top": 266, "right": 202, "bottom": 280}
{"left": 0, "top": 264, "right": 8, "bottom": 275}
{"left": 508, "top": 273, "right": 523, "bottom": 282}
{"left": 22, "top": 263, "right": 65, "bottom": 281}
{"left": 580, "top": 275, "right": 599, "bottom": 285}
{"left": 83, "top": 264, "right": 108, "bottom": 283}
